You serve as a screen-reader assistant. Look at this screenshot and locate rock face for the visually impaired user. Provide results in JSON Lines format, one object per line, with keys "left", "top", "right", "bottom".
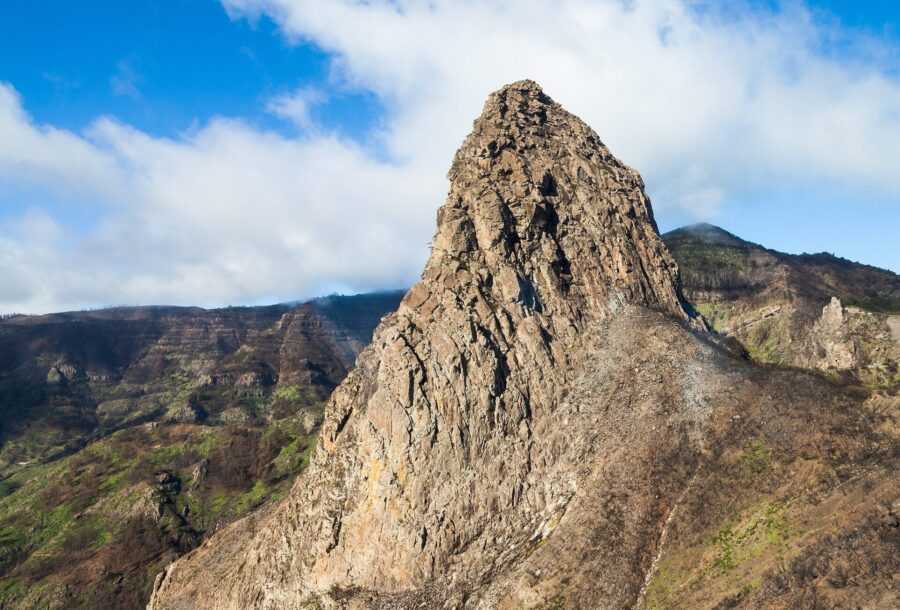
{"left": 46, "top": 361, "right": 84, "bottom": 384}
{"left": 808, "top": 297, "right": 859, "bottom": 370}
{"left": 148, "top": 82, "right": 898, "bottom": 609}
{"left": 0, "top": 293, "right": 403, "bottom": 473}
{"left": 306, "top": 78, "right": 698, "bottom": 589}
{"left": 148, "top": 79, "right": 698, "bottom": 607}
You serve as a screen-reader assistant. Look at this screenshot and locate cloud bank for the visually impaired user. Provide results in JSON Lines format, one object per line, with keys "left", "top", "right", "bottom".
{"left": 0, "top": 85, "right": 437, "bottom": 314}
{"left": 2, "top": 0, "right": 899, "bottom": 313}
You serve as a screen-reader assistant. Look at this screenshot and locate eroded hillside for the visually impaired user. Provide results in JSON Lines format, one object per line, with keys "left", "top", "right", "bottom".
{"left": 664, "top": 223, "right": 900, "bottom": 391}
{"left": 0, "top": 292, "right": 401, "bottom": 608}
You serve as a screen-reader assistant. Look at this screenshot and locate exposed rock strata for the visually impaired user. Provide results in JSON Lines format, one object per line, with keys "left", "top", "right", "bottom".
{"left": 148, "top": 82, "right": 897, "bottom": 609}
{"left": 0, "top": 294, "right": 402, "bottom": 472}
{"left": 806, "top": 297, "right": 859, "bottom": 370}
{"left": 0, "top": 293, "right": 401, "bottom": 609}
{"left": 149, "top": 79, "right": 702, "bottom": 608}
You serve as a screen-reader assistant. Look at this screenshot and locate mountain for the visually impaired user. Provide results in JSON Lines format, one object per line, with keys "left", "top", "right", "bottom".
{"left": 0, "top": 292, "right": 402, "bottom": 608}
{"left": 664, "top": 223, "right": 899, "bottom": 390}
{"left": 149, "top": 82, "right": 898, "bottom": 609}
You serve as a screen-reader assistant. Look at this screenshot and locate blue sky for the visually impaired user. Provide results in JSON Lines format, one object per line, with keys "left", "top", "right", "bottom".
{"left": 1, "top": 0, "right": 898, "bottom": 313}
{"left": 0, "top": 0, "right": 384, "bottom": 139}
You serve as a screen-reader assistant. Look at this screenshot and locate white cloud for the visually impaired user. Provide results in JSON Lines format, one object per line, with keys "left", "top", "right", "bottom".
{"left": 221, "top": 0, "right": 900, "bottom": 201}
{"left": 267, "top": 86, "right": 326, "bottom": 131}
{"left": 0, "top": 84, "right": 124, "bottom": 200}
{"left": 110, "top": 58, "right": 142, "bottom": 99}
{"left": 0, "top": 87, "right": 438, "bottom": 314}
{"left": 1, "top": 0, "right": 900, "bottom": 313}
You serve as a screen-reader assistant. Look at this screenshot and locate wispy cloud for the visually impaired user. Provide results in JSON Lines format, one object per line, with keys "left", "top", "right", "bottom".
{"left": 41, "top": 71, "right": 78, "bottom": 90}
{"left": 221, "top": 0, "right": 900, "bottom": 209}
{"left": 0, "top": 82, "right": 433, "bottom": 314}
{"left": 266, "top": 86, "right": 325, "bottom": 132}
{"left": 110, "top": 58, "right": 142, "bottom": 99}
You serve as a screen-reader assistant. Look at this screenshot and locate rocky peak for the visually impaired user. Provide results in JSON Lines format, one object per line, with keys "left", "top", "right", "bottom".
{"left": 808, "top": 296, "right": 860, "bottom": 370}
{"left": 148, "top": 81, "right": 707, "bottom": 609}
{"left": 425, "top": 79, "right": 693, "bottom": 326}
{"left": 820, "top": 296, "right": 847, "bottom": 330}
{"left": 666, "top": 222, "right": 749, "bottom": 247}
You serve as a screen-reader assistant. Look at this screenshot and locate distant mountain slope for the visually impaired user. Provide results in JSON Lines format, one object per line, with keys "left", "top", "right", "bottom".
{"left": 0, "top": 291, "right": 402, "bottom": 609}
{"left": 664, "top": 224, "right": 899, "bottom": 390}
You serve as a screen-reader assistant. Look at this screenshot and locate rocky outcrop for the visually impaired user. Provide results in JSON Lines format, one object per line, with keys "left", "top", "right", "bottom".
{"left": 304, "top": 77, "right": 699, "bottom": 591}
{"left": 664, "top": 224, "right": 900, "bottom": 385}
{"left": 147, "top": 80, "right": 704, "bottom": 608}
{"left": 807, "top": 297, "right": 859, "bottom": 370}
{"left": 148, "top": 82, "right": 897, "bottom": 610}
{"left": 0, "top": 294, "right": 402, "bottom": 473}
{"left": 162, "top": 398, "right": 207, "bottom": 424}
{"left": 46, "top": 361, "right": 84, "bottom": 384}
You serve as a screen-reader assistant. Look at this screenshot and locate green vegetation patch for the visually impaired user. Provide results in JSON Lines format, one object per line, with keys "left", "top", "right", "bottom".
{"left": 236, "top": 480, "right": 270, "bottom": 513}
{"left": 694, "top": 303, "right": 731, "bottom": 332}
{"left": 0, "top": 395, "right": 322, "bottom": 607}
{"left": 743, "top": 314, "right": 791, "bottom": 365}
{"left": 672, "top": 244, "right": 756, "bottom": 292}
{"left": 645, "top": 563, "right": 678, "bottom": 609}
{"left": 737, "top": 440, "right": 774, "bottom": 474}
{"left": 272, "top": 384, "right": 318, "bottom": 403}
{"left": 707, "top": 501, "right": 793, "bottom": 575}
{"left": 840, "top": 294, "right": 900, "bottom": 314}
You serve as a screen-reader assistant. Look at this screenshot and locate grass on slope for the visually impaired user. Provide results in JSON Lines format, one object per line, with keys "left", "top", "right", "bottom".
{"left": 0, "top": 390, "right": 323, "bottom": 609}
{"left": 641, "top": 389, "right": 898, "bottom": 610}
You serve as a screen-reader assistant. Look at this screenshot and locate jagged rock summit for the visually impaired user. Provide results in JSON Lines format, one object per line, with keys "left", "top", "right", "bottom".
{"left": 150, "top": 78, "right": 696, "bottom": 606}
{"left": 148, "top": 82, "right": 895, "bottom": 609}
{"left": 431, "top": 79, "right": 693, "bottom": 323}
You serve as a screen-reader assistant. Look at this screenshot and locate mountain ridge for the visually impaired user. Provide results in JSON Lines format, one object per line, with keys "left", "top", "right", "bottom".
{"left": 149, "top": 77, "right": 711, "bottom": 608}
{"left": 0, "top": 291, "right": 403, "bottom": 608}
{"left": 667, "top": 222, "right": 900, "bottom": 277}
{"left": 148, "top": 82, "right": 898, "bottom": 609}
{"left": 1, "top": 81, "right": 895, "bottom": 609}
{"left": 663, "top": 223, "right": 899, "bottom": 388}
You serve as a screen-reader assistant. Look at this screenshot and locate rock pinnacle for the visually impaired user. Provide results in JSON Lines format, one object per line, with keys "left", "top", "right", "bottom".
{"left": 149, "top": 80, "right": 705, "bottom": 609}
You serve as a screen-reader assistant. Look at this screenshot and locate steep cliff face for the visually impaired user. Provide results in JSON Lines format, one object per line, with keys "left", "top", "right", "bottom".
{"left": 147, "top": 79, "right": 696, "bottom": 607}
{"left": 148, "top": 83, "right": 897, "bottom": 609}
{"left": 0, "top": 294, "right": 403, "bottom": 472}
{"left": 306, "top": 78, "right": 700, "bottom": 591}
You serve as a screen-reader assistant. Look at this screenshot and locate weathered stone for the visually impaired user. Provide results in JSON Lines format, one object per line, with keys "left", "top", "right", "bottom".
{"left": 148, "top": 81, "right": 896, "bottom": 610}
{"left": 46, "top": 361, "right": 83, "bottom": 384}
{"left": 664, "top": 224, "right": 899, "bottom": 383}
{"left": 148, "top": 79, "right": 703, "bottom": 609}
{"left": 163, "top": 399, "right": 206, "bottom": 424}
{"left": 807, "top": 297, "right": 860, "bottom": 369}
